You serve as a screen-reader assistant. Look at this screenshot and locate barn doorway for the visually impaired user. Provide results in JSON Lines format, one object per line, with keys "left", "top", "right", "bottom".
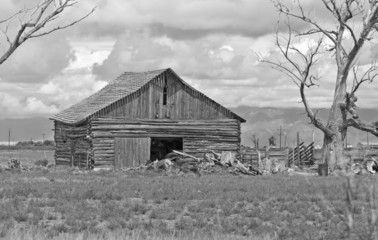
{"left": 150, "top": 137, "right": 183, "bottom": 161}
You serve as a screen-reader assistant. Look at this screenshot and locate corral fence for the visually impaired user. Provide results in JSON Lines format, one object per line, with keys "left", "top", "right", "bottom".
{"left": 287, "top": 142, "right": 314, "bottom": 166}
{"left": 240, "top": 142, "right": 315, "bottom": 168}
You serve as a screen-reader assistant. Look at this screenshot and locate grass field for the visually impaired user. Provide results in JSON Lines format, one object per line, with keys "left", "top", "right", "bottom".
{"left": 1, "top": 150, "right": 377, "bottom": 239}
{"left": 0, "top": 167, "right": 377, "bottom": 240}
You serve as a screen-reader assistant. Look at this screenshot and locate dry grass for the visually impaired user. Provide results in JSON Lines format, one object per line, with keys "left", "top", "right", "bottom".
{"left": 0, "top": 168, "right": 376, "bottom": 240}
{"left": 2, "top": 149, "right": 378, "bottom": 240}
{"left": 2, "top": 227, "right": 276, "bottom": 240}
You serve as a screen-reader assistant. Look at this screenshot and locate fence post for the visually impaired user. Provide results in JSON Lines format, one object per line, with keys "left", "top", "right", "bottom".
{"left": 297, "top": 132, "right": 301, "bottom": 167}
{"left": 292, "top": 147, "right": 294, "bottom": 167}
{"left": 285, "top": 148, "right": 289, "bottom": 168}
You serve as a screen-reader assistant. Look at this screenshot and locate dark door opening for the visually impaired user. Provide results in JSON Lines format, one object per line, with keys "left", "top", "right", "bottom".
{"left": 150, "top": 137, "right": 183, "bottom": 161}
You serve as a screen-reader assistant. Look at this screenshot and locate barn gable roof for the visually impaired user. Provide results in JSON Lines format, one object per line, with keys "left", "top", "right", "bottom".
{"left": 51, "top": 68, "right": 246, "bottom": 125}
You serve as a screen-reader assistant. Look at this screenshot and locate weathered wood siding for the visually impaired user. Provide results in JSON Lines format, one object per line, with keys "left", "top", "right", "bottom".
{"left": 114, "top": 138, "right": 151, "bottom": 168}
{"left": 54, "top": 121, "right": 90, "bottom": 167}
{"left": 95, "top": 71, "right": 235, "bottom": 120}
{"left": 90, "top": 118, "right": 241, "bottom": 167}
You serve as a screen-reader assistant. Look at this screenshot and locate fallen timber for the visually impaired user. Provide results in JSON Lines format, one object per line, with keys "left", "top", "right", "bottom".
{"left": 121, "top": 150, "right": 262, "bottom": 176}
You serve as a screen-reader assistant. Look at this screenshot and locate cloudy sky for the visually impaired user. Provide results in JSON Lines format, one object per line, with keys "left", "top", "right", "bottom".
{"left": 0, "top": 0, "right": 377, "bottom": 119}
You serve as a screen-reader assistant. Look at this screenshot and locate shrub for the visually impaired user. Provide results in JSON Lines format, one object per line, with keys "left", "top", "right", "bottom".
{"left": 8, "top": 159, "right": 22, "bottom": 169}
{"left": 35, "top": 159, "right": 49, "bottom": 167}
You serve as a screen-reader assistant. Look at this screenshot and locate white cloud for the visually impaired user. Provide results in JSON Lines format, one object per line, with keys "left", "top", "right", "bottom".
{"left": 24, "top": 97, "right": 59, "bottom": 114}
{"left": 1, "top": 0, "right": 378, "bottom": 120}
{"left": 220, "top": 45, "right": 234, "bottom": 52}
{"left": 0, "top": 92, "right": 59, "bottom": 118}
{"left": 67, "top": 39, "right": 115, "bottom": 70}
{"left": 0, "top": 34, "right": 110, "bottom": 118}
{"left": 79, "top": 0, "right": 277, "bottom": 38}
{"left": 38, "top": 70, "right": 108, "bottom": 110}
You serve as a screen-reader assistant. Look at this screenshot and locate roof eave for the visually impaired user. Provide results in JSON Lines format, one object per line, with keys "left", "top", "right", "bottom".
{"left": 50, "top": 117, "right": 88, "bottom": 126}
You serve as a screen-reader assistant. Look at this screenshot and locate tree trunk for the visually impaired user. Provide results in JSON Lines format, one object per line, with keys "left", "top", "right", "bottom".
{"left": 321, "top": 128, "right": 346, "bottom": 170}
{"left": 321, "top": 72, "right": 349, "bottom": 170}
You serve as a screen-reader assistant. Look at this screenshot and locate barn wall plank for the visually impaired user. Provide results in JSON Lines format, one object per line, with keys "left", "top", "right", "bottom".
{"left": 91, "top": 118, "right": 240, "bottom": 167}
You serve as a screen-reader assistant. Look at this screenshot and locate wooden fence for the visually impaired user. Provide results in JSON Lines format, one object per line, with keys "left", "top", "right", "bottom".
{"left": 240, "top": 142, "right": 315, "bottom": 168}
{"left": 287, "top": 142, "right": 314, "bottom": 166}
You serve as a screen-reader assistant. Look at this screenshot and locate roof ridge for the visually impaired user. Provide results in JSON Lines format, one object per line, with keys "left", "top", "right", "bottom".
{"left": 119, "top": 68, "right": 169, "bottom": 75}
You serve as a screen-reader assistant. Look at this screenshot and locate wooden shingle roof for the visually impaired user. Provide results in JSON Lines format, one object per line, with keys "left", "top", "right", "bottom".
{"left": 51, "top": 68, "right": 245, "bottom": 125}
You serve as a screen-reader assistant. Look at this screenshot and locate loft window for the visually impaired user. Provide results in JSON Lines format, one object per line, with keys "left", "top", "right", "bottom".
{"left": 163, "top": 77, "right": 168, "bottom": 106}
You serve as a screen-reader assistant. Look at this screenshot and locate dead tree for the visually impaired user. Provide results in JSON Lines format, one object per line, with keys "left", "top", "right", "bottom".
{"left": 269, "top": 135, "right": 276, "bottom": 147}
{"left": 252, "top": 134, "right": 260, "bottom": 149}
{"left": 260, "top": 0, "right": 378, "bottom": 170}
{"left": 0, "top": 0, "right": 95, "bottom": 65}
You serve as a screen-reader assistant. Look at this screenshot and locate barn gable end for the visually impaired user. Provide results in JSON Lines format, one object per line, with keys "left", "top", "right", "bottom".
{"left": 97, "top": 70, "right": 238, "bottom": 121}
{"left": 51, "top": 68, "right": 245, "bottom": 169}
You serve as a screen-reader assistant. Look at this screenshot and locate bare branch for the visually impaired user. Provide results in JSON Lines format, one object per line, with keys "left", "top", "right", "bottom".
{"left": 273, "top": 0, "right": 348, "bottom": 58}
{"left": 0, "top": 28, "right": 12, "bottom": 46}
{"left": 347, "top": 118, "right": 378, "bottom": 137}
{"left": 260, "top": 9, "right": 331, "bottom": 136}
{"left": 0, "top": 9, "right": 29, "bottom": 25}
{"left": 351, "top": 63, "right": 378, "bottom": 95}
{"left": 300, "top": 81, "right": 334, "bottom": 137}
{"left": 0, "top": 0, "right": 95, "bottom": 65}
{"left": 342, "top": 2, "right": 378, "bottom": 77}
{"left": 274, "top": 17, "right": 304, "bottom": 76}
{"left": 29, "top": 7, "right": 96, "bottom": 38}
{"left": 296, "top": 28, "right": 338, "bottom": 39}
{"left": 324, "top": 0, "right": 359, "bottom": 46}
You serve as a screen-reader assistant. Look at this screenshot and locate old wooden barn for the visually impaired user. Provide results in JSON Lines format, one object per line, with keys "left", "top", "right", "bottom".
{"left": 51, "top": 68, "right": 246, "bottom": 169}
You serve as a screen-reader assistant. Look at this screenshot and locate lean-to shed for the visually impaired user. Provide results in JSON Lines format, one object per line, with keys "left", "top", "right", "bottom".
{"left": 50, "top": 68, "right": 246, "bottom": 169}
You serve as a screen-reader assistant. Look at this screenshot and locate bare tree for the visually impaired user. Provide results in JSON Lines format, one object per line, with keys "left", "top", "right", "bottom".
{"left": 260, "top": 0, "right": 378, "bottom": 169}
{"left": 0, "top": 0, "right": 95, "bottom": 65}
{"left": 251, "top": 134, "right": 260, "bottom": 149}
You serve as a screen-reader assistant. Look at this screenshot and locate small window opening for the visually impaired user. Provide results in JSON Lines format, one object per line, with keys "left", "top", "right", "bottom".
{"left": 163, "top": 78, "right": 168, "bottom": 106}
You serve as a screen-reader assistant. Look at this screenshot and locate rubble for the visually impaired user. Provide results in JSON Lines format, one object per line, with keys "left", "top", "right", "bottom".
{"left": 350, "top": 157, "right": 378, "bottom": 175}
{"left": 121, "top": 150, "right": 268, "bottom": 176}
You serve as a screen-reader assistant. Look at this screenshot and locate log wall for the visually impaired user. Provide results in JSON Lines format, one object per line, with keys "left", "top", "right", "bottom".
{"left": 90, "top": 118, "right": 241, "bottom": 167}
{"left": 94, "top": 71, "right": 236, "bottom": 121}
{"left": 54, "top": 121, "right": 90, "bottom": 167}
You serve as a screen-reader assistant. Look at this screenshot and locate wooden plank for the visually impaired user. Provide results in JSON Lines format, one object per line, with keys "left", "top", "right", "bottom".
{"left": 89, "top": 117, "right": 241, "bottom": 164}
{"left": 114, "top": 137, "right": 151, "bottom": 169}
{"left": 148, "top": 84, "right": 153, "bottom": 118}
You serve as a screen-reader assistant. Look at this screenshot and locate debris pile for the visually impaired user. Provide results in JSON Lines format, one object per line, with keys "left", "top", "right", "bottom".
{"left": 351, "top": 157, "right": 378, "bottom": 175}
{"left": 122, "top": 150, "right": 263, "bottom": 176}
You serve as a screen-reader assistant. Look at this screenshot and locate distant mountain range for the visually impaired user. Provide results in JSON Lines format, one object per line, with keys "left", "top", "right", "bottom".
{"left": 0, "top": 107, "right": 377, "bottom": 147}
{"left": 229, "top": 106, "right": 378, "bottom": 148}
